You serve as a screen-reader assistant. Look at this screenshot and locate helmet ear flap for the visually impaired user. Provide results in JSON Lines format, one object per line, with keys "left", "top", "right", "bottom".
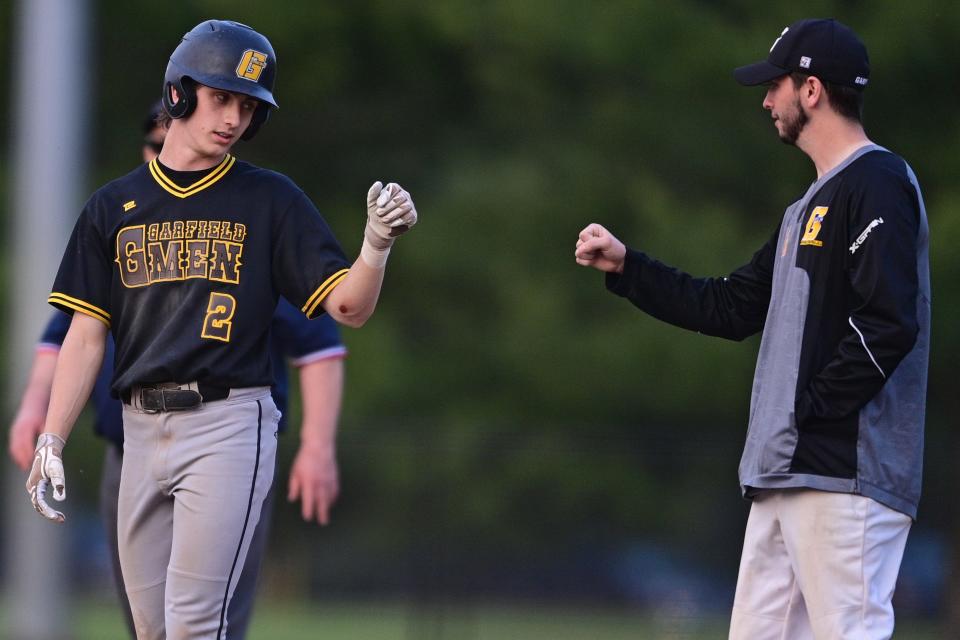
{"left": 162, "top": 21, "right": 278, "bottom": 139}
{"left": 240, "top": 104, "right": 270, "bottom": 141}
{"left": 162, "top": 77, "right": 197, "bottom": 119}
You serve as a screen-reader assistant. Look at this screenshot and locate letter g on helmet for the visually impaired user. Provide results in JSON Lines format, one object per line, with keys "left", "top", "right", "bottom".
{"left": 162, "top": 20, "right": 278, "bottom": 141}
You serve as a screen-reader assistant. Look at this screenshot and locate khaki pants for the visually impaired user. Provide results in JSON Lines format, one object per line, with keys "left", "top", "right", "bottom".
{"left": 729, "top": 489, "right": 911, "bottom": 640}
{"left": 118, "top": 387, "right": 279, "bottom": 640}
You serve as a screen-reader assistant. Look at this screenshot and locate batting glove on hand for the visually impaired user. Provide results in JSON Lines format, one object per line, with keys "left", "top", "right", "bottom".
{"left": 365, "top": 181, "right": 418, "bottom": 250}
{"left": 25, "top": 433, "right": 67, "bottom": 523}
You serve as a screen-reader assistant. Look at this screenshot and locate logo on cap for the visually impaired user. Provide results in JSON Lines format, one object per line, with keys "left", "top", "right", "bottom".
{"left": 770, "top": 27, "right": 789, "bottom": 52}
{"left": 736, "top": 19, "right": 870, "bottom": 91}
{"left": 236, "top": 49, "right": 267, "bottom": 82}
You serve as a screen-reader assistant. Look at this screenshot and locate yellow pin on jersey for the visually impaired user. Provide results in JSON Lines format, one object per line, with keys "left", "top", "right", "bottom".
{"left": 236, "top": 49, "right": 267, "bottom": 81}
{"left": 800, "top": 206, "right": 829, "bottom": 247}
{"left": 123, "top": 200, "right": 137, "bottom": 212}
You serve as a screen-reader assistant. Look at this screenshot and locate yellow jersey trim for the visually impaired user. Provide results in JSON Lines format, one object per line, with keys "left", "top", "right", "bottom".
{"left": 48, "top": 293, "right": 111, "bottom": 327}
{"left": 148, "top": 155, "right": 235, "bottom": 199}
{"left": 302, "top": 269, "right": 350, "bottom": 318}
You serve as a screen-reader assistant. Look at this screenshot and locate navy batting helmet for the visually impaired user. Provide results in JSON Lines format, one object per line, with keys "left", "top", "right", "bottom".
{"left": 162, "top": 20, "right": 278, "bottom": 140}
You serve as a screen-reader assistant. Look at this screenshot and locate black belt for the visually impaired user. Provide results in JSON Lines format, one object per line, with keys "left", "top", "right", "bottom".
{"left": 122, "top": 382, "right": 230, "bottom": 412}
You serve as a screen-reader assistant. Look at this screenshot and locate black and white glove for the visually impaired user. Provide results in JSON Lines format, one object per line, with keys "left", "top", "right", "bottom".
{"left": 25, "top": 433, "right": 67, "bottom": 523}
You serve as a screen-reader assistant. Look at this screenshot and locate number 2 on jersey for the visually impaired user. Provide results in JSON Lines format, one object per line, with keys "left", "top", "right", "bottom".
{"left": 201, "top": 292, "right": 237, "bottom": 342}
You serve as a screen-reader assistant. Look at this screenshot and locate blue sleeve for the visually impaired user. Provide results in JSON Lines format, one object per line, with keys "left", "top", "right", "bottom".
{"left": 271, "top": 297, "right": 345, "bottom": 362}
{"left": 38, "top": 311, "right": 72, "bottom": 348}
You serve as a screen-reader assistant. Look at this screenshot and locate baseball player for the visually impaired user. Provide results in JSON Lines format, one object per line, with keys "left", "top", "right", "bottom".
{"left": 25, "top": 20, "right": 416, "bottom": 640}
{"left": 9, "top": 104, "right": 347, "bottom": 640}
{"left": 575, "top": 18, "right": 929, "bottom": 639}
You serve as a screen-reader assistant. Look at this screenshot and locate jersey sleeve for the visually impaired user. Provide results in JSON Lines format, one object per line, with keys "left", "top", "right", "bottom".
{"left": 271, "top": 297, "right": 347, "bottom": 365}
{"left": 604, "top": 225, "right": 778, "bottom": 341}
{"left": 48, "top": 202, "right": 113, "bottom": 327}
{"left": 37, "top": 311, "right": 72, "bottom": 351}
{"left": 272, "top": 191, "right": 351, "bottom": 319}
{"left": 795, "top": 166, "right": 922, "bottom": 425}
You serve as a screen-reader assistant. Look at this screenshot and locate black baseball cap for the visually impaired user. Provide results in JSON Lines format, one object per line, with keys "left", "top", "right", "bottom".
{"left": 733, "top": 18, "right": 870, "bottom": 90}
{"left": 142, "top": 100, "right": 164, "bottom": 135}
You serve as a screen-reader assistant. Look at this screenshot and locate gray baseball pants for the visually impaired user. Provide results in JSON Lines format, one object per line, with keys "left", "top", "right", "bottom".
{"left": 118, "top": 387, "right": 279, "bottom": 640}
{"left": 102, "top": 444, "right": 279, "bottom": 639}
{"left": 100, "top": 443, "right": 137, "bottom": 637}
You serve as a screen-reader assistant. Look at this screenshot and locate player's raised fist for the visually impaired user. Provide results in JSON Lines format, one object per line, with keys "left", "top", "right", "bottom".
{"left": 575, "top": 223, "right": 626, "bottom": 273}
{"left": 365, "top": 181, "right": 417, "bottom": 250}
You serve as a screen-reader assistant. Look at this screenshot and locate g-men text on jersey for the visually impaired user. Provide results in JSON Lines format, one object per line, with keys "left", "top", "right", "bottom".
{"left": 116, "top": 220, "right": 247, "bottom": 287}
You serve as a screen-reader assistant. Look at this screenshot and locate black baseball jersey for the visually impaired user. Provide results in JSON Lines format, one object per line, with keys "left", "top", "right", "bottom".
{"left": 49, "top": 155, "right": 351, "bottom": 396}
{"left": 606, "top": 146, "right": 929, "bottom": 517}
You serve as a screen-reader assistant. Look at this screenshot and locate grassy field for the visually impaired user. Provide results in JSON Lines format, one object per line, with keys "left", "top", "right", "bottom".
{"left": 26, "top": 598, "right": 937, "bottom": 640}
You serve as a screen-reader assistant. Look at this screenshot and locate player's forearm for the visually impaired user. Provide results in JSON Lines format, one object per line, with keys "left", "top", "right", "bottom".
{"left": 14, "top": 351, "right": 58, "bottom": 424}
{"left": 297, "top": 358, "right": 344, "bottom": 449}
{"left": 43, "top": 314, "right": 108, "bottom": 441}
{"left": 322, "top": 179, "right": 416, "bottom": 329}
{"left": 323, "top": 257, "right": 386, "bottom": 328}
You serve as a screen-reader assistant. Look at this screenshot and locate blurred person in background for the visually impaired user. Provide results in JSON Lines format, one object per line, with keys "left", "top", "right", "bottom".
{"left": 576, "top": 18, "right": 929, "bottom": 639}
{"left": 9, "top": 101, "right": 348, "bottom": 639}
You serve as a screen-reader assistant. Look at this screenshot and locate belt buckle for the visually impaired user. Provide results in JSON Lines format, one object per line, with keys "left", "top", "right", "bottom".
{"left": 138, "top": 387, "right": 161, "bottom": 414}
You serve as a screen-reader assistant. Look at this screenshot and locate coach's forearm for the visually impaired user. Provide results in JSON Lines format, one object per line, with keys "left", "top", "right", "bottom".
{"left": 43, "top": 313, "right": 108, "bottom": 441}
{"left": 323, "top": 257, "right": 386, "bottom": 328}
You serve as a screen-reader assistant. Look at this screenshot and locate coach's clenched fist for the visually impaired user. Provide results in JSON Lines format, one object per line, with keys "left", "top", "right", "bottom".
{"left": 575, "top": 223, "right": 626, "bottom": 273}
{"left": 26, "top": 433, "right": 67, "bottom": 523}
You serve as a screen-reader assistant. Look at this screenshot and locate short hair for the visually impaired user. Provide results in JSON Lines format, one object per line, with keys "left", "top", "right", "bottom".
{"left": 155, "top": 107, "right": 172, "bottom": 131}
{"left": 790, "top": 72, "right": 864, "bottom": 123}
{"left": 142, "top": 100, "right": 165, "bottom": 134}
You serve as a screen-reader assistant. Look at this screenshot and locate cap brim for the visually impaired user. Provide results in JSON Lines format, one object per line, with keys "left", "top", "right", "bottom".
{"left": 733, "top": 60, "right": 789, "bottom": 86}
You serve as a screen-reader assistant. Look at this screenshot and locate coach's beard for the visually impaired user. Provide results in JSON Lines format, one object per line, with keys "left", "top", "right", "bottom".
{"left": 777, "top": 97, "right": 809, "bottom": 146}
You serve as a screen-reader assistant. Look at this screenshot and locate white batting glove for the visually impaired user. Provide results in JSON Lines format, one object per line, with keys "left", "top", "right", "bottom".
{"left": 362, "top": 181, "right": 418, "bottom": 268}
{"left": 25, "top": 433, "right": 67, "bottom": 523}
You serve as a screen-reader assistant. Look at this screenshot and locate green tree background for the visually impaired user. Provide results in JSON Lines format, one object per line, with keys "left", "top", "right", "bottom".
{"left": 1, "top": 0, "right": 957, "bottom": 626}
